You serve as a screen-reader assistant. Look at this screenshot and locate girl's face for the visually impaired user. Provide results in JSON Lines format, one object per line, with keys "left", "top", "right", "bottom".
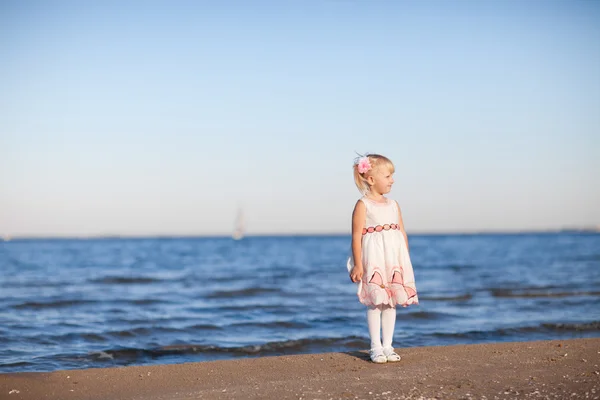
{"left": 368, "top": 166, "right": 395, "bottom": 195}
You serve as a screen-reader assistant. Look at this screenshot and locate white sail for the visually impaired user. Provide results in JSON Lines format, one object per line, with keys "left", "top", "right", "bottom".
{"left": 232, "top": 209, "right": 245, "bottom": 240}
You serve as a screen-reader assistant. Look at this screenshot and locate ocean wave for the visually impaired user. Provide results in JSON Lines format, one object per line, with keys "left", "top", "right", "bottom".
{"left": 79, "top": 333, "right": 106, "bottom": 342}
{"left": 187, "top": 324, "right": 223, "bottom": 330}
{"left": 32, "top": 324, "right": 227, "bottom": 344}
{"left": 129, "top": 299, "right": 168, "bottom": 305}
{"left": 86, "top": 336, "right": 367, "bottom": 361}
{"left": 0, "top": 361, "right": 34, "bottom": 369}
{"left": 229, "top": 321, "right": 311, "bottom": 329}
{"left": 12, "top": 300, "right": 98, "bottom": 310}
{"left": 570, "top": 254, "right": 600, "bottom": 261}
{"left": 421, "top": 264, "right": 478, "bottom": 270}
{"left": 491, "top": 289, "right": 600, "bottom": 298}
{"left": 420, "top": 293, "right": 473, "bottom": 301}
{"left": 432, "top": 321, "right": 600, "bottom": 338}
{"left": 405, "top": 311, "right": 461, "bottom": 320}
{"left": 90, "top": 276, "right": 162, "bottom": 284}
{"left": 13, "top": 298, "right": 179, "bottom": 310}
{"left": 0, "top": 280, "right": 69, "bottom": 289}
{"left": 540, "top": 322, "right": 600, "bottom": 331}
{"left": 205, "top": 288, "right": 282, "bottom": 299}
{"left": 219, "top": 304, "right": 284, "bottom": 312}
{"left": 102, "top": 326, "right": 205, "bottom": 338}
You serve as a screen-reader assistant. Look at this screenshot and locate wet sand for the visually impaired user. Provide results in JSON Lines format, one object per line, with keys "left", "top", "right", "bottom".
{"left": 1, "top": 338, "right": 599, "bottom": 400}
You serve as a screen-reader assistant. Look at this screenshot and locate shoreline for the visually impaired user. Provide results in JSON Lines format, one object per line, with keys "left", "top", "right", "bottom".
{"left": 2, "top": 229, "right": 599, "bottom": 241}
{"left": 1, "top": 338, "right": 598, "bottom": 399}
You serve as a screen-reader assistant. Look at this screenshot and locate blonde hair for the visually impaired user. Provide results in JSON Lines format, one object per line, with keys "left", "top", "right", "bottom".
{"left": 353, "top": 153, "right": 395, "bottom": 193}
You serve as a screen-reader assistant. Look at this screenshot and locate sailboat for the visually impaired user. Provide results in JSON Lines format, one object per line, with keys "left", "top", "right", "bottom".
{"left": 232, "top": 208, "right": 245, "bottom": 240}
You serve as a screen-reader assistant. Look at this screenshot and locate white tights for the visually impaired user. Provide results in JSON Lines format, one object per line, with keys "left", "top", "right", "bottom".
{"left": 367, "top": 305, "right": 397, "bottom": 350}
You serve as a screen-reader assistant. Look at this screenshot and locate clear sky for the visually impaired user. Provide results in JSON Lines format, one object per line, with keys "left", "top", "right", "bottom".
{"left": 1, "top": 0, "right": 599, "bottom": 236}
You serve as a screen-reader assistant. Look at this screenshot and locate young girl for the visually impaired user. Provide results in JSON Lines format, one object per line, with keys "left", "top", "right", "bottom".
{"left": 347, "top": 153, "right": 419, "bottom": 363}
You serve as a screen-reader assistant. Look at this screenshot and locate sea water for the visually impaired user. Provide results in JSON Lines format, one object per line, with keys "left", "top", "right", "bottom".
{"left": 1, "top": 233, "right": 598, "bottom": 372}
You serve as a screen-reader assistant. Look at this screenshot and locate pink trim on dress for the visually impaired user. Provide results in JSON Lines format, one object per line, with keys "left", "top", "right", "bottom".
{"left": 358, "top": 265, "right": 419, "bottom": 308}
{"left": 362, "top": 224, "right": 399, "bottom": 235}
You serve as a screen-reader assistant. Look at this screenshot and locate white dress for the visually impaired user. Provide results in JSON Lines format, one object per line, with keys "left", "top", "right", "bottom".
{"left": 347, "top": 197, "right": 419, "bottom": 308}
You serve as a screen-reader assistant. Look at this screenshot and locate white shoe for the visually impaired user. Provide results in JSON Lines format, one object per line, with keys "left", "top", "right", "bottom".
{"left": 383, "top": 347, "right": 401, "bottom": 362}
{"left": 369, "top": 347, "right": 387, "bottom": 364}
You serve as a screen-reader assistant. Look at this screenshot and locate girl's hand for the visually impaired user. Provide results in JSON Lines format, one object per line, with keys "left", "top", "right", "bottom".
{"left": 350, "top": 266, "right": 363, "bottom": 283}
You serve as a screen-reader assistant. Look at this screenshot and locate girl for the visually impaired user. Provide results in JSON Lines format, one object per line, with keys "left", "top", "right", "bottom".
{"left": 347, "top": 153, "right": 419, "bottom": 363}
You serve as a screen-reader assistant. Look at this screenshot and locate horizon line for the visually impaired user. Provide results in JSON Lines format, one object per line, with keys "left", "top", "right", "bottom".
{"left": 2, "top": 227, "right": 599, "bottom": 241}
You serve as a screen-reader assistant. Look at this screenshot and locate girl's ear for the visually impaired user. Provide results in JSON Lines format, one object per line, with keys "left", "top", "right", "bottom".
{"left": 366, "top": 175, "right": 375, "bottom": 186}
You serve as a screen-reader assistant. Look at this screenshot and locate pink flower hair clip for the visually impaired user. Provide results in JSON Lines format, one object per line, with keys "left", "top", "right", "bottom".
{"left": 356, "top": 156, "right": 372, "bottom": 174}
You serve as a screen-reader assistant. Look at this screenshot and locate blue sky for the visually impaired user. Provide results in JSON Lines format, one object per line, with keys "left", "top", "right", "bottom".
{"left": 1, "top": 1, "right": 598, "bottom": 236}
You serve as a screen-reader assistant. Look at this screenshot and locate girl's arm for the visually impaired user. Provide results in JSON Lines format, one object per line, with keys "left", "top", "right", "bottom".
{"left": 396, "top": 201, "right": 409, "bottom": 252}
{"left": 350, "top": 200, "right": 366, "bottom": 283}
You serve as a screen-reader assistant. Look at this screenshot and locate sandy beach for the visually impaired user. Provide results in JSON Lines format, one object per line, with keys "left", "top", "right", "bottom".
{"left": 1, "top": 338, "right": 598, "bottom": 400}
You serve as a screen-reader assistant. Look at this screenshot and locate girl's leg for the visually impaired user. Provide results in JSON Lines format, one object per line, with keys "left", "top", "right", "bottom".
{"left": 367, "top": 305, "right": 387, "bottom": 363}
{"left": 381, "top": 305, "right": 397, "bottom": 349}
{"left": 366, "top": 305, "right": 382, "bottom": 349}
{"left": 381, "top": 305, "right": 401, "bottom": 362}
